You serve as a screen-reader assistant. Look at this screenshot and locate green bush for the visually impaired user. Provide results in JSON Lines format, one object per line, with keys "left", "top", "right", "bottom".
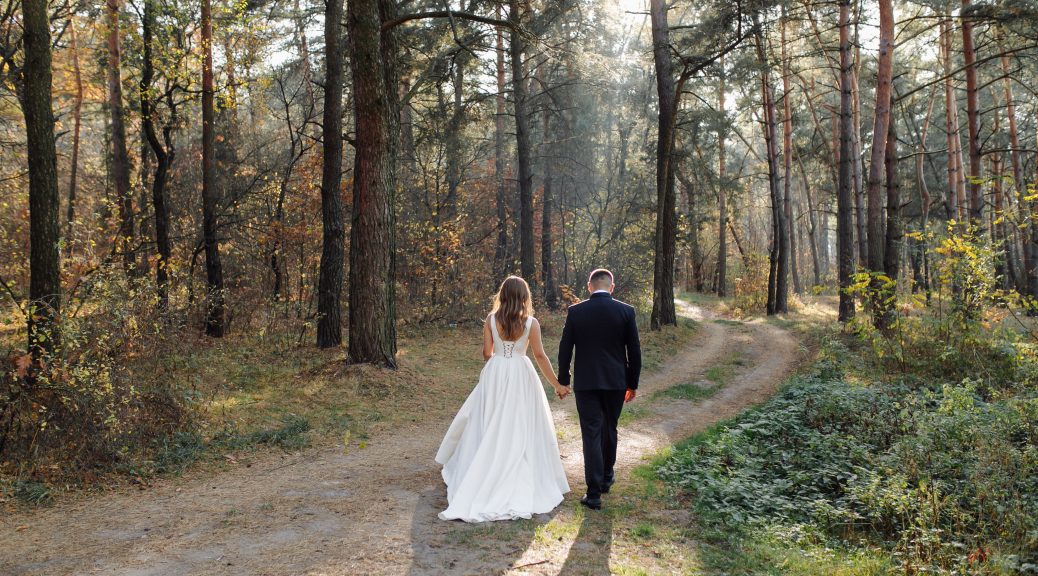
{"left": 658, "top": 335, "right": 1038, "bottom": 574}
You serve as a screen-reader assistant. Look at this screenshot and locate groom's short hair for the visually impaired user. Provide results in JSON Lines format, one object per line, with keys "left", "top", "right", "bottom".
{"left": 588, "top": 268, "right": 614, "bottom": 289}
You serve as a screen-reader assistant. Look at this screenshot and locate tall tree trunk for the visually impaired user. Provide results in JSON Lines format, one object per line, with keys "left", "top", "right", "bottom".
{"left": 961, "top": 0, "right": 983, "bottom": 224}
{"left": 758, "top": 32, "right": 786, "bottom": 315}
{"left": 867, "top": 0, "right": 895, "bottom": 328}
{"left": 796, "top": 151, "right": 822, "bottom": 286}
{"left": 781, "top": 13, "right": 799, "bottom": 296}
{"left": 317, "top": 0, "right": 345, "bottom": 348}
{"left": 22, "top": 0, "right": 61, "bottom": 358}
{"left": 852, "top": 55, "right": 866, "bottom": 266}
{"left": 541, "top": 74, "right": 557, "bottom": 309}
{"left": 882, "top": 95, "right": 900, "bottom": 328}
{"left": 763, "top": 74, "right": 785, "bottom": 314}
{"left": 679, "top": 171, "right": 705, "bottom": 293}
{"left": 866, "top": 0, "right": 894, "bottom": 274}
{"left": 201, "top": 0, "right": 226, "bottom": 337}
{"left": 837, "top": 0, "right": 856, "bottom": 322}
{"left": 649, "top": 0, "right": 678, "bottom": 328}
{"left": 66, "top": 19, "right": 83, "bottom": 255}
{"left": 941, "top": 20, "right": 961, "bottom": 224}
{"left": 541, "top": 160, "right": 557, "bottom": 309}
{"left": 107, "top": 0, "right": 136, "bottom": 272}
{"left": 1030, "top": 115, "right": 1038, "bottom": 313}
{"left": 141, "top": 0, "right": 173, "bottom": 309}
{"left": 716, "top": 58, "right": 727, "bottom": 298}
{"left": 444, "top": 52, "right": 468, "bottom": 221}
{"left": 493, "top": 5, "right": 509, "bottom": 278}
{"left": 509, "top": 0, "right": 535, "bottom": 285}
{"left": 992, "top": 152, "right": 1012, "bottom": 289}
{"left": 1000, "top": 36, "right": 1027, "bottom": 293}
{"left": 917, "top": 88, "right": 935, "bottom": 298}
{"left": 347, "top": 0, "right": 398, "bottom": 366}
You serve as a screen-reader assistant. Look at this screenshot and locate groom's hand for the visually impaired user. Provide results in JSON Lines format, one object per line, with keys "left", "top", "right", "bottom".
{"left": 624, "top": 388, "right": 636, "bottom": 403}
{"left": 556, "top": 386, "right": 570, "bottom": 400}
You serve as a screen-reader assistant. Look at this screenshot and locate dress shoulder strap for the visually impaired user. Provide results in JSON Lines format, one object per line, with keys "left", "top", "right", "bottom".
{"left": 520, "top": 316, "right": 534, "bottom": 339}
{"left": 488, "top": 313, "right": 501, "bottom": 342}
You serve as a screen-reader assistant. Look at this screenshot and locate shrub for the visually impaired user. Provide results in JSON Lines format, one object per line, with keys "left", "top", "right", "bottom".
{"left": 731, "top": 252, "right": 770, "bottom": 315}
{"left": 658, "top": 332, "right": 1038, "bottom": 573}
{"left": 1, "top": 269, "right": 191, "bottom": 484}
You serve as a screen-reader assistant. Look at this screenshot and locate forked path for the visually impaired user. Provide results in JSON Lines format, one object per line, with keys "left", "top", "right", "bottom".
{"left": 1, "top": 303, "right": 801, "bottom": 576}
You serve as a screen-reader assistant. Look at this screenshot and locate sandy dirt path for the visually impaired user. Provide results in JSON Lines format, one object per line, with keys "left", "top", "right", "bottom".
{"left": 1, "top": 303, "right": 801, "bottom": 576}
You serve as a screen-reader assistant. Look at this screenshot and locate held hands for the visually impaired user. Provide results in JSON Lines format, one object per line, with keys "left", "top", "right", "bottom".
{"left": 552, "top": 383, "right": 571, "bottom": 400}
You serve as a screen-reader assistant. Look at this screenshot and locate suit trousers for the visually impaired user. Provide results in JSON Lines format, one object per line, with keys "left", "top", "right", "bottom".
{"left": 574, "top": 389, "right": 626, "bottom": 497}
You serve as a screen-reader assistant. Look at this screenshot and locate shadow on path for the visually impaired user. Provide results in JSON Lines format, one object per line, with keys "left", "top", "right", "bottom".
{"left": 405, "top": 483, "right": 562, "bottom": 575}
{"left": 558, "top": 507, "right": 613, "bottom": 576}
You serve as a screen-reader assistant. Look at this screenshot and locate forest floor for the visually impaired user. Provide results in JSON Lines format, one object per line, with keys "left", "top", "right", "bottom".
{"left": 0, "top": 299, "right": 811, "bottom": 575}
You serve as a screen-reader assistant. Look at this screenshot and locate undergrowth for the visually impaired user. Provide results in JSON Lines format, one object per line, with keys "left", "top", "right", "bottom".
{"left": 658, "top": 321, "right": 1038, "bottom": 575}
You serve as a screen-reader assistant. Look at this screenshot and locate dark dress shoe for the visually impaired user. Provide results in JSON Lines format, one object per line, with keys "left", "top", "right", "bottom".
{"left": 580, "top": 495, "right": 602, "bottom": 510}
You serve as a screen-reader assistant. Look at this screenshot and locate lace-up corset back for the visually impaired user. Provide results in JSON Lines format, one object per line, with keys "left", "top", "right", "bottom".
{"left": 490, "top": 314, "right": 533, "bottom": 358}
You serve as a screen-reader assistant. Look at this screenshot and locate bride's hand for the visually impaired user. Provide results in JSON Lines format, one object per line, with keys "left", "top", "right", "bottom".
{"left": 553, "top": 384, "right": 570, "bottom": 400}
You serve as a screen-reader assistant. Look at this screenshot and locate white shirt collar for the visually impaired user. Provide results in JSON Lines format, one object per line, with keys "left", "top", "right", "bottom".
{"left": 592, "top": 289, "right": 611, "bottom": 294}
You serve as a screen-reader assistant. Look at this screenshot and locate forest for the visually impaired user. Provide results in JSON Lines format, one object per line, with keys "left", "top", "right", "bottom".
{"left": 2, "top": 0, "right": 1038, "bottom": 572}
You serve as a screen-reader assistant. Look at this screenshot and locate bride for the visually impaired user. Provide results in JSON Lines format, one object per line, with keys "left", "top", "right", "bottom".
{"left": 435, "top": 276, "right": 571, "bottom": 522}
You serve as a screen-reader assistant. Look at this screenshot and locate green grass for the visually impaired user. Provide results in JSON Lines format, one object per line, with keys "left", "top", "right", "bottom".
{"left": 618, "top": 403, "right": 650, "bottom": 426}
{"left": 637, "top": 317, "right": 699, "bottom": 373}
{"left": 630, "top": 521, "right": 656, "bottom": 539}
{"left": 694, "top": 524, "right": 893, "bottom": 575}
{"left": 655, "top": 381, "right": 720, "bottom": 401}
{"left": 211, "top": 413, "right": 312, "bottom": 451}
{"left": 655, "top": 352, "right": 745, "bottom": 402}
{"left": 12, "top": 479, "right": 52, "bottom": 505}
{"left": 130, "top": 415, "right": 312, "bottom": 478}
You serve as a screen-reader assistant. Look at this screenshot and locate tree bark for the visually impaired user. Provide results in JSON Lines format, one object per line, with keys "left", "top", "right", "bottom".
{"left": 781, "top": 14, "right": 799, "bottom": 296}
{"left": 852, "top": 55, "right": 866, "bottom": 267}
{"left": 201, "top": 0, "right": 226, "bottom": 337}
{"left": 347, "top": 0, "right": 398, "bottom": 366}
{"left": 1000, "top": 36, "right": 1028, "bottom": 293}
{"left": 22, "top": 0, "right": 62, "bottom": 358}
{"left": 444, "top": 51, "right": 469, "bottom": 221}
{"left": 796, "top": 150, "right": 822, "bottom": 287}
{"left": 509, "top": 0, "right": 535, "bottom": 285}
{"left": 317, "top": 0, "right": 345, "bottom": 348}
{"left": 541, "top": 69, "right": 557, "bottom": 309}
{"left": 1031, "top": 113, "right": 1038, "bottom": 313}
{"left": 107, "top": 0, "right": 136, "bottom": 272}
{"left": 941, "top": 20, "right": 962, "bottom": 224}
{"left": 716, "top": 58, "right": 727, "bottom": 298}
{"left": 916, "top": 88, "right": 935, "bottom": 298}
{"left": 758, "top": 32, "right": 786, "bottom": 315}
{"left": 961, "top": 0, "right": 983, "bottom": 224}
{"left": 649, "top": 0, "right": 677, "bottom": 328}
{"left": 66, "top": 19, "right": 83, "bottom": 256}
{"left": 493, "top": 5, "right": 509, "bottom": 278}
{"left": 866, "top": 0, "right": 894, "bottom": 278}
{"left": 882, "top": 95, "right": 900, "bottom": 328}
{"left": 141, "top": 0, "right": 173, "bottom": 309}
{"left": 837, "top": 0, "right": 856, "bottom": 322}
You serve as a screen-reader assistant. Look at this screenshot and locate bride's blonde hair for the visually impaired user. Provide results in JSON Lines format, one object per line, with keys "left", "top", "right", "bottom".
{"left": 491, "top": 276, "right": 534, "bottom": 340}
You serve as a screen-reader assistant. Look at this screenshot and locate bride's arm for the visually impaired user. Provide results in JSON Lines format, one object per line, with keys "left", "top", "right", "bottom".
{"left": 529, "top": 319, "right": 569, "bottom": 399}
{"left": 482, "top": 316, "right": 493, "bottom": 361}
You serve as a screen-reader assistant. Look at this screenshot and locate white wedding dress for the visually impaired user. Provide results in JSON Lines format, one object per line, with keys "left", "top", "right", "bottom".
{"left": 435, "top": 314, "right": 570, "bottom": 522}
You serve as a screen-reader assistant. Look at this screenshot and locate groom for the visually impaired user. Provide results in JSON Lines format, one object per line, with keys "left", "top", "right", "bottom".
{"left": 558, "top": 268, "right": 642, "bottom": 510}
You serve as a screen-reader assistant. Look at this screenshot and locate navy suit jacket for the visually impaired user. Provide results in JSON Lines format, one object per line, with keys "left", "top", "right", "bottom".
{"left": 557, "top": 292, "right": 642, "bottom": 391}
